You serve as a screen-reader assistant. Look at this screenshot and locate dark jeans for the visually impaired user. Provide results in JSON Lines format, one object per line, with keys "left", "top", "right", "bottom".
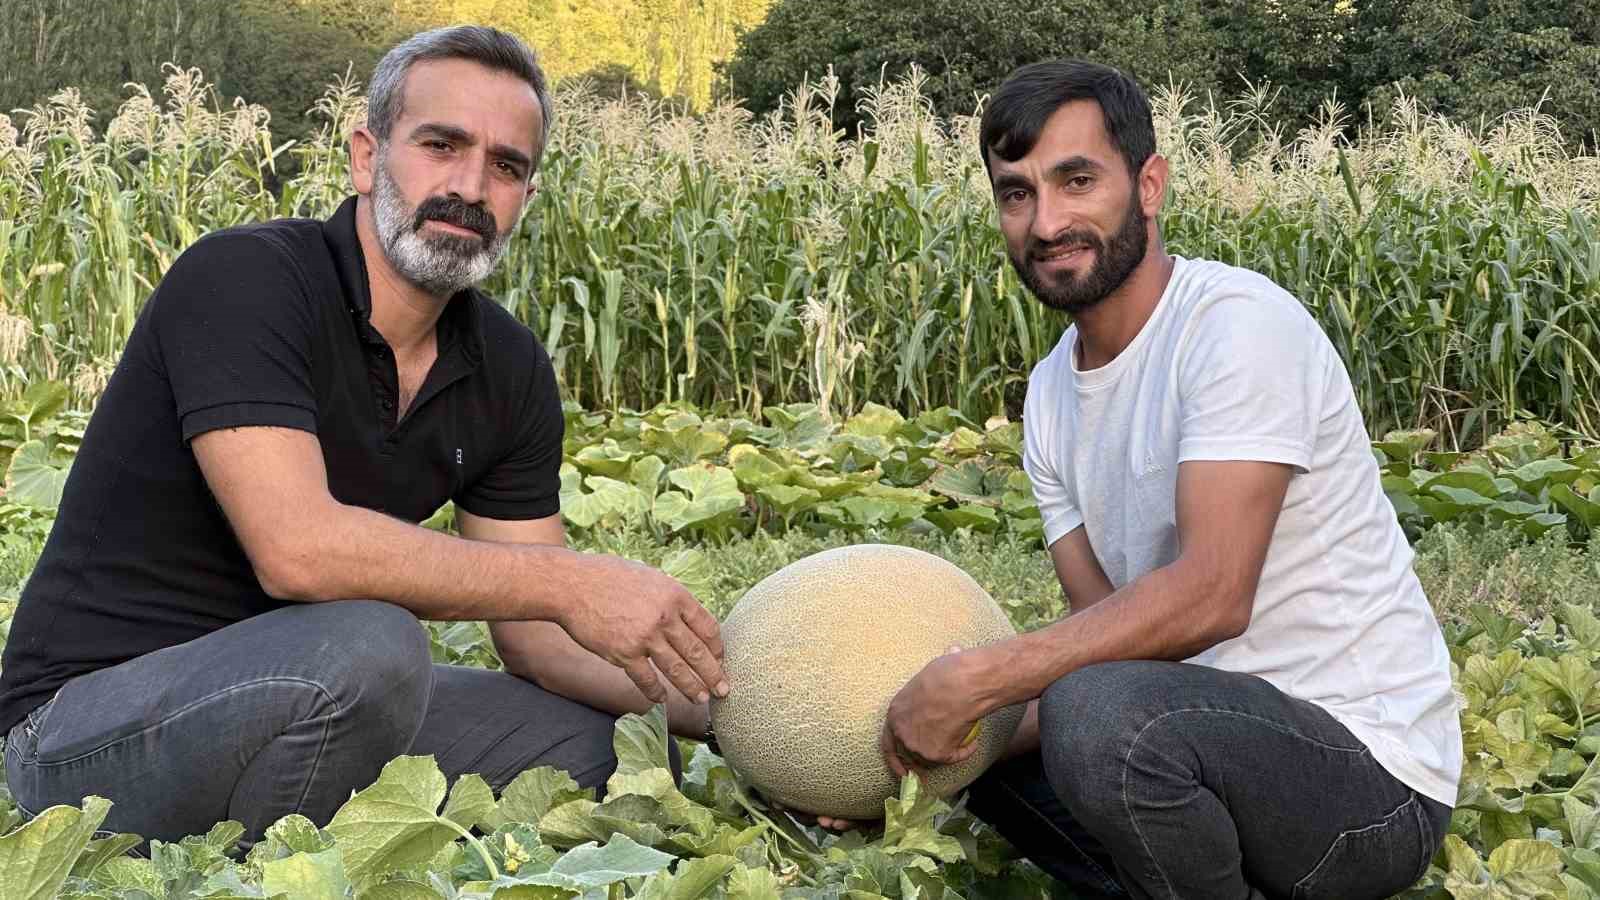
{"left": 3, "top": 600, "right": 646, "bottom": 851}
{"left": 965, "top": 660, "right": 1453, "bottom": 900}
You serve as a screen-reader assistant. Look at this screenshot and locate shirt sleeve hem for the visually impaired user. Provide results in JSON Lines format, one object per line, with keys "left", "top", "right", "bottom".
{"left": 180, "top": 402, "right": 317, "bottom": 443}
{"left": 453, "top": 494, "right": 562, "bottom": 522}
{"left": 1178, "top": 435, "right": 1312, "bottom": 471}
{"left": 1042, "top": 509, "right": 1085, "bottom": 548}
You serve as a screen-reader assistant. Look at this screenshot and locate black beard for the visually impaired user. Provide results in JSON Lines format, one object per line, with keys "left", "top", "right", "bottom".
{"left": 1009, "top": 192, "right": 1148, "bottom": 315}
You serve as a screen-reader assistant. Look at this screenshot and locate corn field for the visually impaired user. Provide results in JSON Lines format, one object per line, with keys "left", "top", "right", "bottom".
{"left": 2, "top": 64, "right": 1599, "bottom": 448}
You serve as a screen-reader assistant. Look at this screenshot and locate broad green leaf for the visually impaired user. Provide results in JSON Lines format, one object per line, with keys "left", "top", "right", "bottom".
{"left": 1563, "top": 603, "right": 1600, "bottom": 652}
{"left": 1442, "top": 833, "right": 1489, "bottom": 879}
{"left": 69, "top": 831, "right": 143, "bottom": 880}
{"left": 535, "top": 833, "right": 674, "bottom": 888}
{"left": 881, "top": 775, "right": 963, "bottom": 864}
{"left": 645, "top": 415, "right": 729, "bottom": 465}
{"left": 4, "top": 440, "right": 71, "bottom": 510}
{"left": 929, "top": 461, "right": 1001, "bottom": 506}
{"left": 662, "top": 548, "right": 714, "bottom": 599}
{"left": 635, "top": 855, "right": 739, "bottom": 900}
{"left": 1566, "top": 847, "right": 1600, "bottom": 892}
{"left": 573, "top": 439, "right": 638, "bottom": 478}
{"left": 880, "top": 451, "right": 936, "bottom": 488}
{"left": 261, "top": 847, "right": 350, "bottom": 900}
{"left": 754, "top": 484, "right": 821, "bottom": 519}
{"left": 536, "top": 800, "right": 608, "bottom": 848}
{"left": 631, "top": 455, "right": 667, "bottom": 499}
{"left": 935, "top": 427, "right": 985, "bottom": 459}
{"left": 726, "top": 863, "right": 783, "bottom": 900}
{"left": 1489, "top": 837, "right": 1567, "bottom": 895}
{"left": 562, "top": 474, "right": 647, "bottom": 529}
{"left": 1377, "top": 429, "right": 1436, "bottom": 461}
{"left": 1429, "top": 485, "right": 1498, "bottom": 508}
{"left": 1568, "top": 795, "right": 1600, "bottom": 850}
{"left": 729, "top": 445, "right": 790, "bottom": 489}
{"left": 1552, "top": 484, "right": 1600, "bottom": 527}
{"left": 1480, "top": 811, "right": 1533, "bottom": 855}
{"left": 791, "top": 468, "right": 874, "bottom": 500}
{"left": 614, "top": 704, "right": 672, "bottom": 776}
{"left": 443, "top": 774, "right": 498, "bottom": 831}
{"left": 843, "top": 403, "right": 905, "bottom": 437}
{"left": 362, "top": 881, "right": 445, "bottom": 899}
{"left": 924, "top": 505, "right": 1000, "bottom": 533}
{"left": 327, "top": 755, "right": 459, "bottom": 881}
{"left": 817, "top": 497, "right": 918, "bottom": 529}
{"left": 1508, "top": 459, "right": 1581, "bottom": 491}
{"left": 488, "top": 882, "right": 579, "bottom": 899}
{"left": 1523, "top": 512, "right": 1568, "bottom": 539}
{"left": 248, "top": 814, "right": 334, "bottom": 867}
{"left": 0, "top": 795, "right": 111, "bottom": 900}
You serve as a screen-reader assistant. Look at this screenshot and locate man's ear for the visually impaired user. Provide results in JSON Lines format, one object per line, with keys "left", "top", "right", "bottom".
{"left": 1139, "top": 153, "right": 1169, "bottom": 219}
{"left": 350, "top": 126, "right": 379, "bottom": 195}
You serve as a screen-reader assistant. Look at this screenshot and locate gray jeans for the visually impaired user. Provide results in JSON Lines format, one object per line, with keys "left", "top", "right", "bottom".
{"left": 4, "top": 599, "right": 640, "bottom": 851}
{"left": 964, "top": 660, "right": 1453, "bottom": 900}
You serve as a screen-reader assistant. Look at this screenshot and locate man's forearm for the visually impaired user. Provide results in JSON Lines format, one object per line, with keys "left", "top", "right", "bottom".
{"left": 269, "top": 499, "right": 587, "bottom": 623}
{"left": 970, "top": 558, "right": 1245, "bottom": 716}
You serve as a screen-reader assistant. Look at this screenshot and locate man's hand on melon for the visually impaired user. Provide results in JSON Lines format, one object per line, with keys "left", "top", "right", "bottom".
{"left": 556, "top": 554, "right": 730, "bottom": 705}
{"left": 881, "top": 645, "right": 985, "bottom": 778}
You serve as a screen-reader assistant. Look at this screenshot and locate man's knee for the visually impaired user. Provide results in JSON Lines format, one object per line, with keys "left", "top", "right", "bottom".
{"left": 288, "top": 600, "right": 433, "bottom": 743}
{"left": 1037, "top": 661, "right": 1188, "bottom": 822}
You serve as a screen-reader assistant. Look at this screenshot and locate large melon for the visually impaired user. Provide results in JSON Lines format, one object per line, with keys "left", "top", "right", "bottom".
{"left": 709, "top": 543, "right": 1026, "bottom": 820}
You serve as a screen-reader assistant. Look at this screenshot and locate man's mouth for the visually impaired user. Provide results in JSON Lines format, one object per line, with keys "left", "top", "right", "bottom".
{"left": 1034, "top": 244, "right": 1092, "bottom": 267}
{"left": 422, "top": 218, "right": 483, "bottom": 239}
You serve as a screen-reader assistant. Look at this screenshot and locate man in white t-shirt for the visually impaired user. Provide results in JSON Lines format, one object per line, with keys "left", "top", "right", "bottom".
{"left": 873, "top": 59, "right": 1462, "bottom": 899}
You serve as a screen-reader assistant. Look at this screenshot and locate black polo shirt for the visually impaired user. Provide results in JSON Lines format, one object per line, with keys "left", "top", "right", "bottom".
{"left": 0, "top": 195, "right": 565, "bottom": 734}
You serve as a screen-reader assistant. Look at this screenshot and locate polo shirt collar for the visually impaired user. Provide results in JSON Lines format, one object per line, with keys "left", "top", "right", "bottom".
{"left": 322, "top": 195, "right": 486, "bottom": 367}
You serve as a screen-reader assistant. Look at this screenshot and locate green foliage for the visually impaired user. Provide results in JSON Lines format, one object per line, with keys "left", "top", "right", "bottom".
{"left": 723, "top": 0, "right": 1600, "bottom": 155}
{"left": 8, "top": 66, "right": 1599, "bottom": 442}
{"left": 416, "top": 0, "right": 773, "bottom": 111}
{"left": 0, "top": 1, "right": 417, "bottom": 156}
{"left": 0, "top": 707, "right": 1056, "bottom": 899}
{"left": 1353, "top": 0, "right": 1600, "bottom": 153}
{"left": 717, "top": 0, "right": 1223, "bottom": 137}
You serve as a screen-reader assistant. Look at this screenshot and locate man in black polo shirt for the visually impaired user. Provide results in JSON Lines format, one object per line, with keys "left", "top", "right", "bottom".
{"left": 0, "top": 26, "right": 726, "bottom": 847}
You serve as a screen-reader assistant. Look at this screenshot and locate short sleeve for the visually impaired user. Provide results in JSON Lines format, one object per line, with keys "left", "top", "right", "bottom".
{"left": 1175, "top": 291, "right": 1324, "bottom": 472}
{"left": 1022, "top": 361, "right": 1083, "bottom": 548}
{"left": 149, "top": 231, "right": 318, "bottom": 442}
{"left": 455, "top": 344, "right": 565, "bottom": 520}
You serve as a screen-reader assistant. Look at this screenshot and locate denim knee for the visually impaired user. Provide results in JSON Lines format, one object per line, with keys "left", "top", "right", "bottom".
{"left": 305, "top": 600, "right": 433, "bottom": 749}
{"left": 1038, "top": 661, "right": 1172, "bottom": 823}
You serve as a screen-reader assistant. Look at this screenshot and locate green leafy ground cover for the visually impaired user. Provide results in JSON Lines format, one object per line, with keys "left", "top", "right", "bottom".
{"left": 5, "top": 394, "right": 1600, "bottom": 896}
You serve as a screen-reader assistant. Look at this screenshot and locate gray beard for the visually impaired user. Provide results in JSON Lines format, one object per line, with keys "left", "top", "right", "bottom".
{"left": 370, "top": 153, "right": 517, "bottom": 298}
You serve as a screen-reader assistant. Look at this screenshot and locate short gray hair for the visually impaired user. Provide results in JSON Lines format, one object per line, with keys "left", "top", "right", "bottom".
{"left": 367, "top": 25, "right": 554, "bottom": 169}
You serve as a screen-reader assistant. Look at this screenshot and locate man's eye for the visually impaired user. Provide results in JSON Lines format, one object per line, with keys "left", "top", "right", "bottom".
{"left": 427, "top": 140, "right": 451, "bottom": 151}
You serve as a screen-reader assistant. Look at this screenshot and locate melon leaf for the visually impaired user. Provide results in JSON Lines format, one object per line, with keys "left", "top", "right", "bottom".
{"left": 483, "top": 768, "right": 593, "bottom": 832}
{"left": 614, "top": 705, "right": 673, "bottom": 777}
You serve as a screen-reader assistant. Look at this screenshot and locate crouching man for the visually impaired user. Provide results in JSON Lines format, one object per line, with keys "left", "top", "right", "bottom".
{"left": 0, "top": 26, "right": 724, "bottom": 849}
{"left": 877, "top": 60, "right": 1461, "bottom": 899}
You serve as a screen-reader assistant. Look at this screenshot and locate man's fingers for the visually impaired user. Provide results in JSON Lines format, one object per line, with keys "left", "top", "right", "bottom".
{"left": 881, "top": 724, "right": 907, "bottom": 778}
{"left": 647, "top": 639, "right": 714, "bottom": 704}
{"left": 679, "top": 599, "right": 725, "bottom": 660}
{"left": 622, "top": 657, "right": 667, "bottom": 704}
{"left": 665, "top": 616, "right": 728, "bottom": 699}
{"left": 948, "top": 739, "right": 980, "bottom": 766}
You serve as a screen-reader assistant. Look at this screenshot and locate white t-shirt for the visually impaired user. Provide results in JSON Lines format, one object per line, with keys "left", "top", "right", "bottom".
{"left": 1021, "top": 254, "right": 1462, "bottom": 808}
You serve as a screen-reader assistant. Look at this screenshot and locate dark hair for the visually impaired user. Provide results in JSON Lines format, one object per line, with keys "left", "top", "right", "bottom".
{"left": 369, "top": 25, "right": 554, "bottom": 167}
{"left": 979, "top": 59, "right": 1155, "bottom": 179}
